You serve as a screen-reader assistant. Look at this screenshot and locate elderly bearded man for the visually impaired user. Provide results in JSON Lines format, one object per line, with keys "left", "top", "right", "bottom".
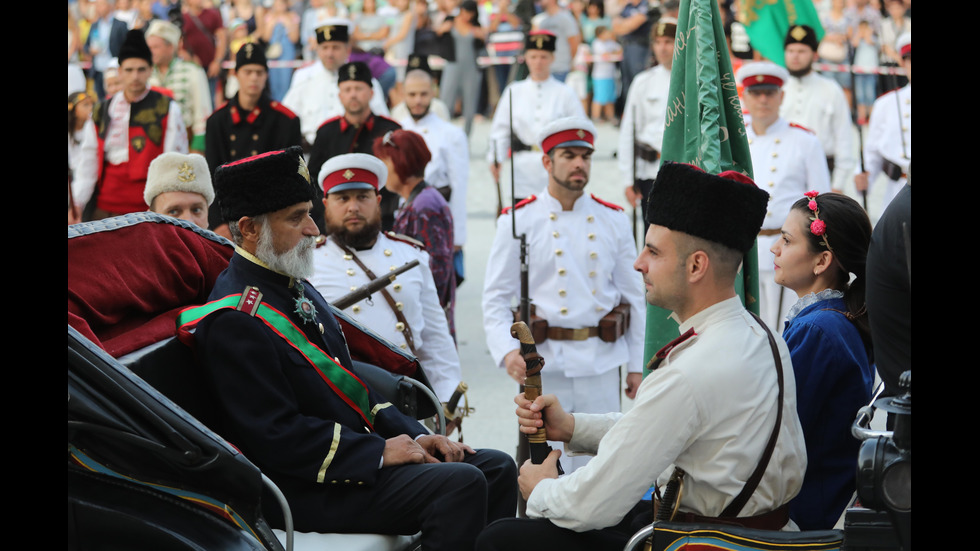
{"left": 186, "top": 147, "right": 516, "bottom": 551}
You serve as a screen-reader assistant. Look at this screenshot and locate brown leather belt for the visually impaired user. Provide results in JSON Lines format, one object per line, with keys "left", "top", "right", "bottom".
{"left": 758, "top": 229, "right": 781, "bottom": 236}
{"left": 546, "top": 326, "right": 600, "bottom": 341}
{"left": 673, "top": 504, "right": 790, "bottom": 531}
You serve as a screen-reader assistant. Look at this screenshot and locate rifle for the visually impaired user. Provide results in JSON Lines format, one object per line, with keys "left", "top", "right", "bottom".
{"left": 848, "top": 47, "right": 868, "bottom": 210}
{"left": 511, "top": 321, "right": 563, "bottom": 473}
{"left": 492, "top": 141, "right": 504, "bottom": 216}
{"left": 631, "top": 104, "right": 639, "bottom": 245}
{"left": 331, "top": 260, "right": 420, "bottom": 310}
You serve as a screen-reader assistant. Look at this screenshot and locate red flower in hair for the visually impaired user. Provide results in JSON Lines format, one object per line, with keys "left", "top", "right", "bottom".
{"left": 808, "top": 200, "right": 818, "bottom": 211}
{"left": 804, "top": 190, "right": 819, "bottom": 199}
{"left": 810, "top": 219, "right": 827, "bottom": 236}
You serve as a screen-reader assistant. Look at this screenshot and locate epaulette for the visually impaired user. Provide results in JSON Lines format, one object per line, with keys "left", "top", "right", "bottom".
{"left": 788, "top": 122, "right": 815, "bottom": 135}
{"left": 317, "top": 115, "right": 343, "bottom": 131}
{"left": 315, "top": 235, "right": 328, "bottom": 249}
{"left": 385, "top": 231, "right": 425, "bottom": 250}
{"left": 590, "top": 194, "right": 624, "bottom": 211}
{"left": 270, "top": 100, "right": 298, "bottom": 119}
{"left": 501, "top": 195, "right": 537, "bottom": 215}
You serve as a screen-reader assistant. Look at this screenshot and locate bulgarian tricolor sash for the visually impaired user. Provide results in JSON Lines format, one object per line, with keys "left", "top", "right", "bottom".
{"left": 176, "top": 287, "right": 376, "bottom": 429}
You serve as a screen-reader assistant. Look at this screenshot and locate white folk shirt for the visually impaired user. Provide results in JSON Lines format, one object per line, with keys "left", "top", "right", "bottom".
{"left": 864, "top": 84, "right": 911, "bottom": 207}
{"left": 527, "top": 297, "right": 807, "bottom": 531}
{"left": 400, "top": 112, "right": 470, "bottom": 247}
{"left": 618, "top": 64, "right": 670, "bottom": 187}
{"left": 780, "top": 72, "right": 855, "bottom": 192}
{"left": 282, "top": 61, "right": 390, "bottom": 144}
{"left": 308, "top": 233, "right": 461, "bottom": 402}
{"left": 482, "top": 189, "right": 645, "bottom": 377}
{"left": 487, "top": 77, "right": 586, "bottom": 200}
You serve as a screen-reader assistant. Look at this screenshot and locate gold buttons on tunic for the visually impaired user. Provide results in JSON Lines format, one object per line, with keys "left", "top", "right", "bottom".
{"left": 555, "top": 249, "right": 563, "bottom": 256}
{"left": 587, "top": 215, "right": 594, "bottom": 223}
{"left": 253, "top": 134, "right": 260, "bottom": 141}
{"left": 350, "top": 286, "right": 357, "bottom": 291}
{"left": 390, "top": 266, "right": 397, "bottom": 271}
{"left": 770, "top": 166, "right": 777, "bottom": 172}
{"left": 395, "top": 322, "right": 405, "bottom": 331}
{"left": 230, "top": 134, "right": 236, "bottom": 141}
{"left": 588, "top": 233, "right": 596, "bottom": 240}
{"left": 393, "top": 284, "right": 402, "bottom": 292}
{"left": 549, "top": 213, "right": 557, "bottom": 220}
{"left": 588, "top": 271, "right": 596, "bottom": 278}
{"left": 774, "top": 138, "right": 781, "bottom": 144}
{"left": 558, "top": 268, "right": 566, "bottom": 276}
{"left": 590, "top": 252, "right": 597, "bottom": 259}
{"left": 400, "top": 343, "right": 407, "bottom": 349}
{"left": 343, "top": 254, "right": 353, "bottom": 260}
{"left": 560, "top": 307, "right": 568, "bottom": 315}
{"left": 771, "top": 152, "right": 778, "bottom": 158}
{"left": 346, "top": 269, "right": 355, "bottom": 276}
{"left": 384, "top": 249, "right": 392, "bottom": 256}
{"left": 352, "top": 305, "right": 361, "bottom": 313}
{"left": 559, "top": 289, "right": 566, "bottom": 297}
{"left": 552, "top": 231, "right": 560, "bottom": 238}
{"left": 396, "top": 302, "right": 404, "bottom": 311}
{"left": 596, "top": 306, "right": 604, "bottom": 312}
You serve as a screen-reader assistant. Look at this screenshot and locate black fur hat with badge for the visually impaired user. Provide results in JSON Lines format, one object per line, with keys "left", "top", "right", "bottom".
{"left": 214, "top": 146, "right": 315, "bottom": 222}
{"left": 645, "top": 162, "right": 769, "bottom": 253}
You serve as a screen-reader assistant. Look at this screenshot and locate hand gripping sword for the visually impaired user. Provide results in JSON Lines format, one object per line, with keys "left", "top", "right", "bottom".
{"left": 511, "top": 321, "right": 563, "bottom": 474}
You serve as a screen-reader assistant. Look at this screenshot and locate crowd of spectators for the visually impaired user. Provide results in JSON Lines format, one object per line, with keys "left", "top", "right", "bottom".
{"left": 69, "top": 0, "right": 910, "bottom": 133}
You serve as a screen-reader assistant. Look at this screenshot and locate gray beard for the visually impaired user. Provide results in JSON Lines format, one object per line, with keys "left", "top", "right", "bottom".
{"left": 255, "top": 222, "right": 317, "bottom": 280}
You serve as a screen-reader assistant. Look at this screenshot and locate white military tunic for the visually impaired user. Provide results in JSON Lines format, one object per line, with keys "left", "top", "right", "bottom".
{"left": 780, "top": 72, "right": 855, "bottom": 192}
{"left": 309, "top": 233, "right": 461, "bottom": 402}
{"left": 487, "top": 77, "right": 586, "bottom": 202}
{"left": 483, "top": 189, "right": 644, "bottom": 367}
{"left": 618, "top": 64, "right": 670, "bottom": 187}
{"left": 282, "top": 61, "right": 390, "bottom": 144}
{"left": 400, "top": 111, "right": 470, "bottom": 247}
{"left": 864, "top": 84, "right": 911, "bottom": 209}
{"left": 747, "top": 117, "right": 831, "bottom": 329}
{"left": 527, "top": 297, "right": 807, "bottom": 531}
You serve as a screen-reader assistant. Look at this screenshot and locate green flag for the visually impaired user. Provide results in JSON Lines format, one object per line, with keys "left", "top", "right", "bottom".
{"left": 738, "top": 0, "right": 824, "bottom": 66}
{"left": 642, "top": 0, "right": 761, "bottom": 374}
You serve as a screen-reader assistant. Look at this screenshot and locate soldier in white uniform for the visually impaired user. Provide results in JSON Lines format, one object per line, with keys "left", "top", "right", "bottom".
{"left": 856, "top": 33, "right": 910, "bottom": 211}
{"left": 482, "top": 117, "right": 645, "bottom": 472}
{"left": 282, "top": 19, "right": 389, "bottom": 145}
{"left": 399, "top": 67, "right": 470, "bottom": 252}
{"left": 618, "top": 17, "right": 676, "bottom": 222}
{"left": 475, "top": 162, "right": 806, "bottom": 550}
{"left": 308, "top": 153, "right": 462, "bottom": 403}
{"left": 738, "top": 61, "right": 831, "bottom": 330}
{"left": 488, "top": 31, "right": 586, "bottom": 203}
{"left": 780, "top": 25, "right": 855, "bottom": 194}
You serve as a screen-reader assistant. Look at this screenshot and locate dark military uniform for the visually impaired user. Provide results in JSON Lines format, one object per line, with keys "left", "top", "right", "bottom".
{"left": 204, "top": 95, "right": 302, "bottom": 228}
{"left": 306, "top": 113, "right": 401, "bottom": 232}
{"left": 194, "top": 251, "right": 517, "bottom": 545}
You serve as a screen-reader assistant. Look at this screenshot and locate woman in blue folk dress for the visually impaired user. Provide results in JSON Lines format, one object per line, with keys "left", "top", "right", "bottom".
{"left": 770, "top": 192, "right": 875, "bottom": 530}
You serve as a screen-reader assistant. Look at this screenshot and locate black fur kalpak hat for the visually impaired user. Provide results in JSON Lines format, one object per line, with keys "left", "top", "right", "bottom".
{"left": 645, "top": 162, "right": 769, "bottom": 253}
{"left": 338, "top": 61, "right": 372, "bottom": 84}
{"left": 214, "top": 146, "right": 315, "bottom": 223}
{"left": 784, "top": 25, "right": 819, "bottom": 52}
{"left": 236, "top": 42, "right": 268, "bottom": 70}
{"left": 118, "top": 29, "right": 152, "bottom": 65}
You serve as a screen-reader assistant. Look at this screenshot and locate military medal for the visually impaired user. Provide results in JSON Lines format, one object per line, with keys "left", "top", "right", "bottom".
{"left": 293, "top": 281, "right": 317, "bottom": 324}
